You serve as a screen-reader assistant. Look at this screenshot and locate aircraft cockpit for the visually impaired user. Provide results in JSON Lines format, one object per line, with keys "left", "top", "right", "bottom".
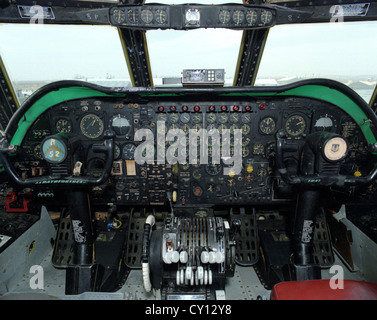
{"left": 0, "top": 0, "right": 377, "bottom": 301}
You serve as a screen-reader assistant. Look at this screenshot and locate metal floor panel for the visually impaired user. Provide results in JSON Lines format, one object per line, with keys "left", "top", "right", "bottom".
{"left": 7, "top": 249, "right": 271, "bottom": 300}
{"left": 6, "top": 249, "right": 364, "bottom": 300}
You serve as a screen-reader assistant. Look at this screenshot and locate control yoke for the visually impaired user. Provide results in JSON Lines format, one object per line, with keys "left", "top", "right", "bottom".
{"left": 276, "top": 129, "right": 377, "bottom": 188}
{"left": 0, "top": 130, "right": 115, "bottom": 188}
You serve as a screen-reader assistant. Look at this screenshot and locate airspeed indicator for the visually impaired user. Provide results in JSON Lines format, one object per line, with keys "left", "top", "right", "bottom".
{"left": 80, "top": 114, "right": 104, "bottom": 139}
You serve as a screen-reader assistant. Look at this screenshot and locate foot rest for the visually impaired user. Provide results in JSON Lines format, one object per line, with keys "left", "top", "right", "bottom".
{"left": 125, "top": 212, "right": 145, "bottom": 269}
{"left": 313, "top": 210, "right": 334, "bottom": 267}
{"left": 52, "top": 217, "right": 74, "bottom": 267}
{"left": 231, "top": 207, "right": 258, "bottom": 266}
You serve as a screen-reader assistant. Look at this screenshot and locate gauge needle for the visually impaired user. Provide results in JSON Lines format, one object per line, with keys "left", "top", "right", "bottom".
{"left": 86, "top": 120, "right": 95, "bottom": 129}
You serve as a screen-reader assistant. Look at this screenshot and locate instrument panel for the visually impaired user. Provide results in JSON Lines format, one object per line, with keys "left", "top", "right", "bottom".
{"left": 109, "top": 4, "right": 277, "bottom": 29}
{"left": 16, "top": 95, "right": 373, "bottom": 207}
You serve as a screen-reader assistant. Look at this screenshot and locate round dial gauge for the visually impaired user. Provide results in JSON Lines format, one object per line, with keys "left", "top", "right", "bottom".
{"left": 230, "top": 113, "right": 240, "bottom": 123}
{"left": 241, "top": 113, "right": 252, "bottom": 124}
{"left": 323, "top": 137, "right": 348, "bottom": 162}
{"left": 114, "top": 143, "right": 121, "bottom": 160}
{"left": 169, "top": 113, "right": 179, "bottom": 123}
{"left": 41, "top": 137, "right": 67, "bottom": 164}
{"left": 242, "top": 147, "right": 249, "bottom": 158}
{"left": 246, "top": 10, "right": 258, "bottom": 25}
{"left": 232, "top": 10, "right": 245, "bottom": 24}
{"left": 261, "top": 10, "right": 273, "bottom": 25}
{"left": 285, "top": 115, "right": 306, "bottom": 137}
{"left": 192, "top": 113, "right": 202, "bottom": 124}
{"left": 182, "top": 124, "right": 190, "bottom": 134}
{"left": 230, "top": 124, "right": 239, "bottom": 134}
{"left": 141, "top": 9, "right": 153, "bottom": 24}
{"left": 112, "top": 8, "right": 126, "bottom": 24}
{"left": 218, "top": 113, "right": 228, "bottom": 124}
{"left": 56, "top": 119, "right": 72, "bottom": 133}
{"left": 127, "top": 9, "right": 139, "bottom": 24}
{"left": 242, "top": 137, "right": 250, "bottom": 146}
{"left": 205, "top": 164, "right": 222, "bottom": 176}
{"left": 253, "top": 143, "right": 264, "bottom": 155}
{"left": 259, "top": 117, "right": 276, "bottom": 135}
{"left": 241, "top": 124, "right": 250, "bottom": 135}
{"left": 219, "top": 124, "right": 228, "bottom": 133}
{"left": 192, "top": 124, "right": 202, "bottom": 131}
{"left": 157, "top": 113, "right": 168, "bottom": 122}
{"left": 155, "top": 9, "right": 168, "bottom": 24}
{"left": 180, "top": 113, "right": 191, "bottom": 124}
{"left": 122, "top": 143, "right": 136, "bottom": 160}
{"left": 219, "top": 10, "right": 231, "bottom": 24}
{"left": 207, "top": 113, "right": 216, "bottom": 124}
{"left": 34, "top": 144, "right": 42, "bottom": 160}
{"left": 110, "top": 114, "right": 131, "bottom": 136}
{"left": 192, "top": 169, "right": 202, "bottom": 180}
{"left": 80, "top": 114, "right": 104, "bottom": 139}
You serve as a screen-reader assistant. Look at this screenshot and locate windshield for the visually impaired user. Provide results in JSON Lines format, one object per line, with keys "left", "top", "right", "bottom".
{"left": 0, "top": 4, "right": 376, "bottom": 105}
{"left": 0, "top": 24, "right": 131, "bottom": 104}
{"left": 256, "top": 21, "right": 377, "bottom": 103}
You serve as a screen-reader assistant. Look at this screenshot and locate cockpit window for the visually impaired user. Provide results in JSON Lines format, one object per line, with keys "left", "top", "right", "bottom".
{"left": 0, "top": 24, "right": 131, "bottom": 104}
{"left": 145, "top": 0, "right": 243, "bottom": 85}
{"left": 256, "top": 21, "right": 377, "bottom": 103}
{"left": 146, "top": 28, "right": 243, "bottom": 86}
